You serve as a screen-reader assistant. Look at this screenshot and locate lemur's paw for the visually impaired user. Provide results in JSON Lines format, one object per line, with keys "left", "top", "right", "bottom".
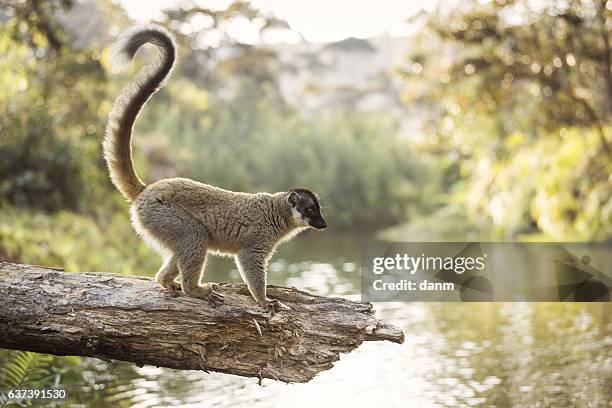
{"left": 156, "top": 279, "right": 182, "bottom": 296}
{"left": 184, "top": 284, "right": 224, "bottom": 307}
{"left": 265, "top": 299, "right": 291, "bottom": 314}
{"left": 163, "top": 280, "right": 182, "bottom": 292}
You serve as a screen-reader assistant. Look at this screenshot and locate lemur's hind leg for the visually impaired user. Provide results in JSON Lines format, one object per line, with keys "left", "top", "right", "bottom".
{"left": 135, "top": 200, "right": 223, "bottom": 306}
{"left": 176, "top": 239, "right": 223, "bottom": 305}
{"left": 155, "top": 255, "right": 180, "bottom": 291}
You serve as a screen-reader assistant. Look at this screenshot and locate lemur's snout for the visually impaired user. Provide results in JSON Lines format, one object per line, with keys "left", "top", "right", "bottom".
{"left": 310, "top": 217, "right": 327, "bottom": 229}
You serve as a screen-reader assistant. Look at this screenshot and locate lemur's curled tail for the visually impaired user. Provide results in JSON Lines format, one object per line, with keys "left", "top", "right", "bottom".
{"left": 103, "top": 25, "right": 177, "bottom": 201}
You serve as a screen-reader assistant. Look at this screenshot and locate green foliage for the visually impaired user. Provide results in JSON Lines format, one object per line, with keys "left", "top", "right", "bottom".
{"left": 0, "top": 351, "right": 55, "bottom": 391}
{"left": 416, "top": 0, "right": 612, "bottom": 133}
{"left": 463, "top": 127, "right": 612, "bottom": 239}
{"left": 0, "top": 109, "right": 85, "bottom": 211}
{"left": 0, "top": 206, "right": 157, "bottom": 275}
{"left": 531, "top": 129, "right": 612, "bottom": 240}
{"left": 400, "top": 0, "right": 612, "bottom": 241}
{"left": 0, "top": 351, "right": 57, "bottom": 407}
{"left": 0, "top": 11, "right": 109, "bottom": 213}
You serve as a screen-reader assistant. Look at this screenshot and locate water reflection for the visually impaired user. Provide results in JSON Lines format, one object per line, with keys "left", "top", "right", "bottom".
{"left": 47, "top": 234, "right": 612, "bottom": 406}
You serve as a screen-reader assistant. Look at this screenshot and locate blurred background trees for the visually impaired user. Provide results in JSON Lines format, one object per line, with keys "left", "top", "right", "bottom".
{"left": 0, "top": 0, "right": 108, "bottom": 212}
{"left": 400, "top": 0, "right": 611, "bottom": 240}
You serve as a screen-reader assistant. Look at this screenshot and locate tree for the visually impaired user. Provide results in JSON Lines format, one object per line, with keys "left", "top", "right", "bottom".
{"left": 414, "top": 0, "right": 611, "bottom": 152}
{"left": 401, "top": 0, "right": 612, "bottom": 240}
{"left": 0, "top": 0, "right": 109, "bottom": 211}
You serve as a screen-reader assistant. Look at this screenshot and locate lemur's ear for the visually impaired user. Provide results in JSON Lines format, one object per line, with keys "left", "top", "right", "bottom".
{"left": 287, "top": 191, "right": 299, "bottom": 206}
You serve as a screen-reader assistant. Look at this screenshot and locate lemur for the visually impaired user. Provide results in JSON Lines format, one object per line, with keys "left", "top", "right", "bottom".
{"left": 103, "top": 25, "right": 327, "bottom": 311}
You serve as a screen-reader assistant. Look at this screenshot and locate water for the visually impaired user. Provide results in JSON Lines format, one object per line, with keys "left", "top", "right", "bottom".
{"left": 13, "top": 234, "right": 612, "bottom": 407}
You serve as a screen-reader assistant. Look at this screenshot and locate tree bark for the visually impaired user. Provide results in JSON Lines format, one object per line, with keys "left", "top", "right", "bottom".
{"left": 0, "top": 262, "right": 403, "bottom": 383}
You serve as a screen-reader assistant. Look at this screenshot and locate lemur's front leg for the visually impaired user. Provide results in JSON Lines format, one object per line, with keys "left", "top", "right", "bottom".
{"left": 235, "top": 248, "right": 289, "bottom": 312}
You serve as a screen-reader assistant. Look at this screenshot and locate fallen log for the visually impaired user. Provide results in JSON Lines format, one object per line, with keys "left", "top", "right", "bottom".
{"left": 0, "top": 262, "right": 403, "bottom": 383}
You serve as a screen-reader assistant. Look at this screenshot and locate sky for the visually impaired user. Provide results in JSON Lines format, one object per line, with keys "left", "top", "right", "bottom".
{"left": 119, "top": 0, "right": 431, "bottom": 43}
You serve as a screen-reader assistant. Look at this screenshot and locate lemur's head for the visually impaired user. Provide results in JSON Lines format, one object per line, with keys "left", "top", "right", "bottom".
{"left": 287, "top": 188, "right": 327, "bottom": 230}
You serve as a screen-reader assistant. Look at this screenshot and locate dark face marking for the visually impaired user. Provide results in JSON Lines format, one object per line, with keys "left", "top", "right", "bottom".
{"left": 288, "top": 188, "right": 327, "bottom": 230}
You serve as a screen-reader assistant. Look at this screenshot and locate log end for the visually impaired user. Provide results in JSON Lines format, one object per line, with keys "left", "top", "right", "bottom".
{"left": 367, "top": 321, "right": 405, "bottom": 344}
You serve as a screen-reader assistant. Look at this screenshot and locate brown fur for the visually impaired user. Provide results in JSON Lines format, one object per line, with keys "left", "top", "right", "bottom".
{"left": 103, "top": 25, "right": 326, "bottom": 309}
